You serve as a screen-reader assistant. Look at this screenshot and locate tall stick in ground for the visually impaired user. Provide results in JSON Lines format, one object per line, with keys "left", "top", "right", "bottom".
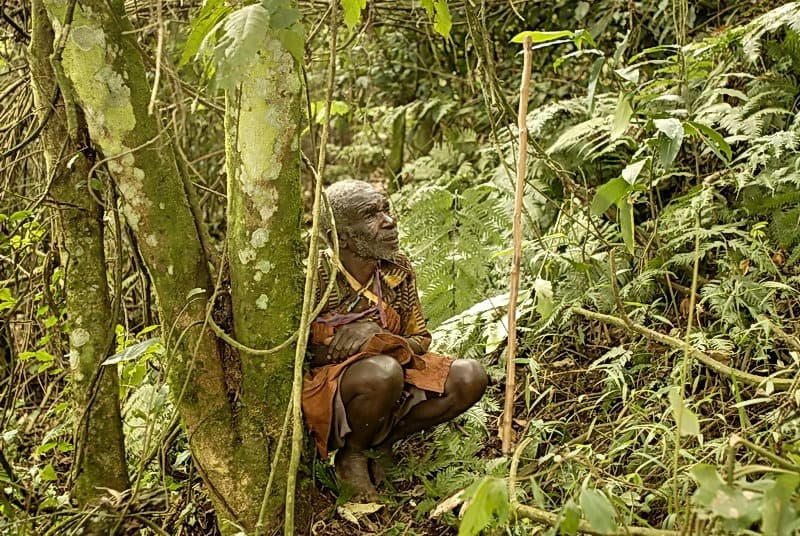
{"left": 502, "top": 35, "right": 532, "bottom": 455}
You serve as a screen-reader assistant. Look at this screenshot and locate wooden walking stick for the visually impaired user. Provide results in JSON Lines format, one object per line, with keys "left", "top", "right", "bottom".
{"left": 501, "top": 35, "right": 533, "bottom": 455}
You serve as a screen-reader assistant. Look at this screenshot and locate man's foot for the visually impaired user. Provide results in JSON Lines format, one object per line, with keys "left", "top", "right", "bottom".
{"left": 368, "top": 444, "right": 394, "bottom": 486}
{"left": 335, "top": 448, "right": 379, "bottom": 501}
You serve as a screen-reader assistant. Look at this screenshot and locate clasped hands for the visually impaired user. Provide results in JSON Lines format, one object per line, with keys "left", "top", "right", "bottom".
{"left": 326, "top": 321, "right": 386, "bottom": 363}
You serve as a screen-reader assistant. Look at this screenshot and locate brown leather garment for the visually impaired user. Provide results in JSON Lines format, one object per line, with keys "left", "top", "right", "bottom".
{"left": 302, "top": 323, "right": 453, "bottom": 458}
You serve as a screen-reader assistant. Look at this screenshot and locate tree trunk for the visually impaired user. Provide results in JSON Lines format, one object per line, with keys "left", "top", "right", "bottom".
{"left": 28, "top": 0, "right": 128, "bottom": 510}
{"left": 224, "top": 35, "right": 304, "bottom": 528}
{"left": 41, "top": 0, "right": 306, "bottom": 531}
{"left": 39, "top": 0, "right": 246, "bottom": 530}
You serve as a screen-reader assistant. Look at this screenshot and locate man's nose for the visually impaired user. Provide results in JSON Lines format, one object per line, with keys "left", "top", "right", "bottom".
{"left": 380, "top": 213, "right": 396, "bottom": 228}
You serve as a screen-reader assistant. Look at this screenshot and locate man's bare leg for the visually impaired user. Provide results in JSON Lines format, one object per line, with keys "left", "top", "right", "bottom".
{"left": 337, "top": 355, "right": 404, "bottom": 498}
{"left": 380, "top": 359, "right": 488, "bottom": 449}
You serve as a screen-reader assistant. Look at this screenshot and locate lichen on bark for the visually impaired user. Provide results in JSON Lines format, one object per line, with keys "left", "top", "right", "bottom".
{"left": 29, "top": 0, "right": 129, "bottom": 511}
{"left": 41, "top": 0, "right": 248, "bottom": 531}
{"left": 224, "top": 35, "right": 305, "bottom": 526}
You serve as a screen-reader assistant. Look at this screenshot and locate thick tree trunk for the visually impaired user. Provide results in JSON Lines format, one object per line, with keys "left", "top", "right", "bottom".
{"left": 28, "top": 0, "right": 128, "bottom": 509}
{"left": 41, "top": 0, "right": 306, "bottom": 531}
{"left": 224, "top": 36, "right": 304, "bottom": 527}
{"left": 39, "top": 0, "right": 248, "bottom": 530}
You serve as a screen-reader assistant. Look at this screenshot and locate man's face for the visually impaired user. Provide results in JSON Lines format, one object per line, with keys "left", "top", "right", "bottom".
{"left": 342, "top": 187, "right": 399, "bottom": 260}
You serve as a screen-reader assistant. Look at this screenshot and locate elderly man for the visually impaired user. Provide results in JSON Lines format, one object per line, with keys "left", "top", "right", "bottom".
{"left": 302, "top": 179, "right": 488, "bottom": 499}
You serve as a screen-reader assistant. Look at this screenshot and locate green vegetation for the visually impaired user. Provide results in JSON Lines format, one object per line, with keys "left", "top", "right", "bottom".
{"left": 1, "top": 0, "right": 798, "bottom": 534}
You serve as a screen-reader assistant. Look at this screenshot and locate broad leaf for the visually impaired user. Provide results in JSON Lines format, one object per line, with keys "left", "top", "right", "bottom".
{"left": 341, "top": 0, "right": 367, "bottom": 29}
{"left": 668, "top": 387, "right": 700, "bottom": 436}
{"left": 692, "top": 466, "right": 761, "bottom": 529}
{"left": 420, "top": 0, "right": 434, "bottom": 16}
{"left": 654, "top": 118, "right": 683, "bottom": 140}
{"left": 615, "top": 65, "right": 640, "bottom": 84}
{"left": 208, "top": 4, "right": 271, "bottom": 91}
{"left": 586, "top": 57, "right": 604, "bottom": 115}
{"left": 278, "top": 24, "right": 305, "bottom": 61}
{"left": 610, "top": 93, "right": 633, "bottom": 139}
{"left": 533, "top": 277, "right": 554, "bottom": 319}
{"left": 762, "top": 474, "right": 800, "bottom": 536}
{"left": 654, "top": 118, "right": 684, "bottom": 168}
{"left": 685, "top": 120, "right": 732, "bottom": 164}
{"left": 270, "top": 5, "right": 300, "bottom": 29}
{"left": 431, "top": 0, "right": 451, "bottom": 37}
{"left": 617, "top": 197, "right": 635, "bottom": 255}
{"left": 591, "top": 177, "right": 631, "bottom": 216}
{"left": 40, "top": 464, "right": 58, "bottom": 482}
{"left": 180, "top": 0, "right": 231, "bottom": 67}
{"left": 622, "top": 159, "right": 647, "bottom": 185}
{"left": 511, "top": 30, "right": 574, "bottom": 44}
{"left": 459, "top": 477, "right": 510, "bottom": 536}
{"left": 103, "top": 338, "right": 161, "bottom": 366}
{"left": 560, "top": 500, "right": 581, "bottom": 535}
{"left": 580, "top": 488, "right": 617, "bottom": 534}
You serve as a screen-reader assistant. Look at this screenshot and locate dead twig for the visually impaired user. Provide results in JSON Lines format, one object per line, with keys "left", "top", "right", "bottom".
{"left": 572, "top": 306, "right": 794, "bottom": 390}
{"left": 501, "top": 34, "right": 532, "bottom": 455}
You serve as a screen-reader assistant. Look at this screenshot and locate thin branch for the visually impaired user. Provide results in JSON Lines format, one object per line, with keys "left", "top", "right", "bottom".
{"left": 284, "top": 2, "right": 338, "bottom": 533}
{"left": 572, "top": 306, "right": 795, "bottom": 390}
{"left": 514, "top": 503, "right": 679, "bottom": 536}
{"left": 501, "top": 34, "right": 531, "bottom": 455}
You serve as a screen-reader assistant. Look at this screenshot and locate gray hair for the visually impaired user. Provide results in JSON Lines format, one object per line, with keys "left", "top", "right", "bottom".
{"left": 320, "top": 179, "right": 382, "bottom": 239}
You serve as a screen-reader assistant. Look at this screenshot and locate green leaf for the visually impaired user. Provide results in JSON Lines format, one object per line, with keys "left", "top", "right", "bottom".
{"left": 533, "top": 278, "right": 554, "bottom": 319}
{"left": 270, "top": 5, "right": 300, "bottom": 29}
{"left": 459, "top": 477, "right": 510, "bottom": 536}
{"left": 692, "top": 465, "right": 761, "bottom": 528}
{"left": 580, "top": 488, "right": 617, "bottom": 534}
{"left": 560, "top": 500, "right": 581, "bottom": 535}
{"left": 209, "top": 4, "right": 271, "bottom": 91}
{"left": 684, "top": 120, "right": 732, "bottom": 164}
{"left": 186, "top": 287, "right": 206, "bottom": 299}
{"left": 511, "top": 30, "right": 574, "bottom": 44}
{"left": 654, "top": 118, "right": 683, "bottom": 140}
{"left": 591, "top": 178, "right": 631, "bottom": 216}
{"left": 278, "top": 24, "right": 304, "bottom": 61}
{"left": 9, "top": 210, "right": 32, "bottom": 223}
{"left": 615, "top": 65, "right": 639, "bottom": 84}
{"left": 180, "top": 0, "right": 232, "bottom": 67}
{"left": 420, "top": 0, "right": 434, "bottom": 16}
{"left": 586, "top": 57, "right": 605, "bottom": 115}
{"left": 668, "top": 387, "right": 699, "bottom": 436}
{"left": 0, "top": 287, "right": 17, "bottom": 311}
{"left": 341, "top": 0, "right": 366, "bottom": 29}
{"left": 103, "top": 338, "right": 161, "bottom": 366}
{"left": 40, "top": 464, "right": 58, "bottom": 482}
{"left": 431, "top": 0, "right": 451, "bottom": 38}
{"left": 762, "top": 474, "right": 800, "bottom": 536}
{"left": 610, "top": 93, "right": 633, "bottom": 139}
{"left": 36, "top": 442, "right": 58, "bottom": 455}
{"left": 654, "top": 118, "right": 684, "bottom": 168}
{"left": 621, "top": 159, "right": 647, "bottom": 185}
{"left": 617, "top": 197, "right": 635, "bottom": 255}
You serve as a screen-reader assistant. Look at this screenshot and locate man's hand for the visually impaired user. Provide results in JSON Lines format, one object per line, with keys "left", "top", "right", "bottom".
{"left": 328, "top": 322, "right": 385, "bottom": 362}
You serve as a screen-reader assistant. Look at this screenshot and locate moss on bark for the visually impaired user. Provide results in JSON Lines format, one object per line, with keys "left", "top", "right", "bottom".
{"left": 224, "top": 37, "right": 304, "bottom": 529}
{"left": 41, "top": 0, "right": 248, "bottom": 531}
{"left": 28, "top": 0, "right": 128, "bottom": 510}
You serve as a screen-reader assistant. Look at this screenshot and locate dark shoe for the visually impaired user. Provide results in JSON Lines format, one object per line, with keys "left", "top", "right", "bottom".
{"left": 335, "top": 448, "right": 379, "bottom": 502}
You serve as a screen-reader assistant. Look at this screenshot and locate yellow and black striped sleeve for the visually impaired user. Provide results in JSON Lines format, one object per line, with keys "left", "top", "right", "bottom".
{"left": 400, "top": 267, "right": 432, "bottom": 353}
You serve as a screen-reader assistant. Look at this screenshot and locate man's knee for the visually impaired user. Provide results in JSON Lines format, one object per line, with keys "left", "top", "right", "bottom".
{"left": 341, "top": 355, "right": 404, "bottom": 401}
{"left": 448, "top": 359, "right": 488, "bottom": 409}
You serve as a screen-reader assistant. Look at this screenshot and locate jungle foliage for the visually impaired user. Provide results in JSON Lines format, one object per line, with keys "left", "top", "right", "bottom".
{"left": 1, "top": 0, "right": 799, "bottom": 535}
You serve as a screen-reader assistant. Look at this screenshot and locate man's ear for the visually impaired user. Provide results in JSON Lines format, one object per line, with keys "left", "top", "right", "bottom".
{"left": 338, "top": 230, "right": 353, "bottom": 251}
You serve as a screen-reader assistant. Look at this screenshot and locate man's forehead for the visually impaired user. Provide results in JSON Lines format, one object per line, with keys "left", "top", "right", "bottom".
{"left": 345, "top": 186, "right": 386, "bottom": 209}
